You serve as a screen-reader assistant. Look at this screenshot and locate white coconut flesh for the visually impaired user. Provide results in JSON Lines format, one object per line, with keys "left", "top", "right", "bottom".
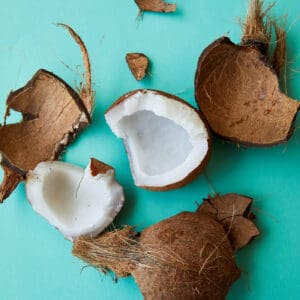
{"left": 26, "top": 160, "right": 124, "bottom": 241}
{"left": 105, "top": 90, "right": 209, "bottom": 188}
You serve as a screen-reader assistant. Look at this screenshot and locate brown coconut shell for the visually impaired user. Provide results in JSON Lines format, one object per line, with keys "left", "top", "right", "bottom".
{"left": 126, "top": 53, "right": 149, "bottom": 81}
{"left": 135, "top": 0, "right": 176, "bottom": 13}
{"left": 73, "top": 193, "right": 259, "bottom": 300}
{"left": 0, "top": 24, "right": 93, "bottom": 202}
{"left": 195, "top": 0, "right": 299, "bottom": 147}
{"left": 105, "top": 89, "right": 211, "bottom": 191}
{"left": 90, "top": 158, "right": 113, "bottom": 176}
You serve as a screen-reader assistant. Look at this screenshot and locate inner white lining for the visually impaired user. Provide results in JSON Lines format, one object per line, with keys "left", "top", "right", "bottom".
{"left": 120, "top": 110, "right": 193, "bottom": 176}
{"left": 26, "top": 160, "right": 124, "bottom": 240}
{"left": 105, "top": 91, "right": 209, "bottom": 187}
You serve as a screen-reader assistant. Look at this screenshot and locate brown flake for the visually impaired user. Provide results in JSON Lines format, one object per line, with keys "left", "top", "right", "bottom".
{"left": 90, "top": 158, "right": 113, "bottom": 176}
{"left": 126, "top": 53, "right": 149, "bottom": 81}
{"left": 135, "top": 0, "right": 176, "bottom": 13}
{"left": 0, "top": 165, "right": 23, "bottom": 203}
{"left": 198, "top": 193, "right": 260, "bottom": 250}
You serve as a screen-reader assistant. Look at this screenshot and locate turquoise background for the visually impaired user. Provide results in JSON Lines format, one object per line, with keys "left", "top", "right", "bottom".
{"left": 0, "top": 0, "right": 300, "bottom": 299}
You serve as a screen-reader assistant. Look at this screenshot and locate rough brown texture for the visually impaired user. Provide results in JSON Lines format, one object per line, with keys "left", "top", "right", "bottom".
{"left": 126, "top": 53, "right": 149, "bottom": 81}
{"left": 197, "top": 193, "right": 260, "bottom": 250}
{"left": 195, "top": 0, "right": 299, "bottom": 147}
{"left": 0, "top": 25, "right": 93, "bottom": 202}
{"left": 0, "top": 165, "right": 23, "bottom": 201}
{"left": 74, "top": 226, "right": 139, "bottom": 277}
{"left": 73, "top": 193, "right": 259, "bottom": 300}
{"left": 105, "top": 89, "right": 211, "bottom": 191}
{"left": 90, "top": 158, "right": 113, "bottom": 176}
{"left": 135, "top": 0, "right": 176, "bottom": 13}
{"left": 57, "top": 23, "right": 93, "bottom": 113}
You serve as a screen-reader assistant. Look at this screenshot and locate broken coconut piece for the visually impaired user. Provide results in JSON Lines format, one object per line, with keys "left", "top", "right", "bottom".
{"left": 26, "top": 158, "right": 124, "bottom": 241}
{"left": 105, "top": 89, "right": 211, "bottom": 191}
{"left": 73, "top": 193, "right": 259, "bottom": 300}
{"left": 135, "top": 0, "right": 176, "bottom": 13}
{"left": 126, "top": 53, "right": 149, "bottom": 81}
{"left": 195, "top": 0, "right": 300, "bottom": 146}
{"left": 0, "top": 24, "right": 93, "bottom": 202}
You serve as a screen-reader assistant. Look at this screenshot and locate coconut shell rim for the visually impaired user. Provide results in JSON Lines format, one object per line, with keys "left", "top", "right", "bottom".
{"left": 105, "top": 89, "right": 211, "bottom": 191}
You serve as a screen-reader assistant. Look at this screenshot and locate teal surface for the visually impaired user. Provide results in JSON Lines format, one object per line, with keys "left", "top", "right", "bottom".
{"left": 0, "top": 0, "right": 300, "bottom": 299}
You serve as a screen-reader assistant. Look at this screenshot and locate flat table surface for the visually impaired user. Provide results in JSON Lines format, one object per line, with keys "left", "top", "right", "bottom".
{"left": 1, "top": 1, "right": 300, "bottom": 299}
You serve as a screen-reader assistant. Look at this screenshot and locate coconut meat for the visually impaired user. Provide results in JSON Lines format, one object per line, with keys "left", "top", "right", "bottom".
{"left": 26, "top": 160, "right": 124, "bottom": 241}
{"left": 105, "top": 91, "right": 209, "bottom": 187}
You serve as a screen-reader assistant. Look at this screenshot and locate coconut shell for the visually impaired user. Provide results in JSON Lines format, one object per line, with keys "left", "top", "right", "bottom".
{"left": 0, "top": 70, "right": 89, "bottom": 173}
{"left": 126, "top": 53, "right": 149, "bottom": 81}
{"left": 105, "top": 89, "right": 211, "bottom": 191}
{"left": 90, "top": 158, "right": 113, "bottom": 176}
{"left": 197, "top": 193, "right": 260, "bottom": 250}
{"left": 73, "top": 193, "right": 259, "bottom": 300}
{"left": 195, "top": 0, "right": 299, "bottom": 147}
{"left": 135, "top": 0, "right": 176, "bottom": 13}
{"left": 0, "top": 25, "right": 93, "bottom": 202}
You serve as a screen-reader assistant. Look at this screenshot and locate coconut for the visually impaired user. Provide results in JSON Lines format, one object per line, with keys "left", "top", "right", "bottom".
{"left": 0, "top": 24, "right": 93, "bottom": 202}
{"left": 26, "top": 158, "right": 124, "bottom": 241}
{"left": 73, "top": 193, "right": 260, "bottom": 300}
{"left": 135, "top": 0, "right": 176, "bottom": 13}
{"left": 105, "top": 89, "right": 210, "bottom": 191}
{"left": 195, "top": 0, "right": 300, "bottom": 146}
{"left": 126, "top": 53, "right": 149, "bottom": 81}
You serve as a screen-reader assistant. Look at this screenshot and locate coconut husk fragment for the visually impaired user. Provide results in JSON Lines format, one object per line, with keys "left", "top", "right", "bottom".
{"left": 195, "top": 0, "right": 299, "bottom": 146}
{"left": 73, "top": 193, "right": 259, "bottom": 300}
{"left": 197, "top": 193, "right": 260, "bottom": 250}
{"left": 90, "top": 158, "right": 113, "bottom": 176}
{"left": 135, "top": 0, "right": 176, "bottom": 13}
{"left": 0, "top": 25, "right": 93, "bottom": 202}
{"left": 126, "top": 53, "right": 149, "bottom": 81}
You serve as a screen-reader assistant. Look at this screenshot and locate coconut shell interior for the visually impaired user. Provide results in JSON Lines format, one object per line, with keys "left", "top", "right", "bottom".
{"left": 105, "top": 89, "right": 211, "bottom": 191}
{"left": 0, "top": 70, "right": 90, "bottom": 202}
{"left": 0, "top": 24, "right": 93, "bottom": 202}
{"left": 195, "top": 37, "right": 299, "bottom": 146}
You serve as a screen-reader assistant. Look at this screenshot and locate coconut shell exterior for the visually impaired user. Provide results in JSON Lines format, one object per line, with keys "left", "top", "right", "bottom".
{"left": 195, "top": 36, "right": 299, "bottom": 147}
{"left": 73, "top": 193, "right": 260, "bottom": 300}
{"left": 126, "top": 53, "right": 149, "bottom": 81}
{"left": 133, "top": 212, "right": 240, "bottom": 300}
{"left": 105, "top": 89, "right": 211, "bottom": 191}
{"left": 135, "top": 0, "right": 176, "bottom": 13}
{"left": 0, "top": 69, "right": 91, "bottom": 202}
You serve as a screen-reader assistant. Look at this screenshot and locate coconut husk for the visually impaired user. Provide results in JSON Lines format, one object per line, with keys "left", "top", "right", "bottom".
{"left": 126, "top": 53, "right": 149, "bottom": 81}
{"left": 195, "top": 0, "right": 299, "bottom": 146}
{"left": 0, "top": 25, "right": 93, "bottom": 202}
{"left": 135, "top": 0, "right": 176, "bottom": 13}
{"left": 73, "top": 193, "right": 259, "bottom": 300}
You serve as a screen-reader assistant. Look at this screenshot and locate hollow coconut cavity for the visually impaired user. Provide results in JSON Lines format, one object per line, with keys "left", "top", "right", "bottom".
{"left": 105, "top": 90, "right": 210, "bottom": 191}
{"left": 26, "top": 158, "right": 124, "bottom": 241}
{"left": 195, "top": 0, "right": 300, "bottom": 146}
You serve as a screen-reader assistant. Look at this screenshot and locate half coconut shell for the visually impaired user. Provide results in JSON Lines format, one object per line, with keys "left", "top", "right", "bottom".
{"left": 195, "top": 0, "right": 300, "bottom": 147}
{"left": 105, "top": 89, "right": 211, "bottom": 191}
{"left": 26, "top": 158, "right": 124, "bottom": 241}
